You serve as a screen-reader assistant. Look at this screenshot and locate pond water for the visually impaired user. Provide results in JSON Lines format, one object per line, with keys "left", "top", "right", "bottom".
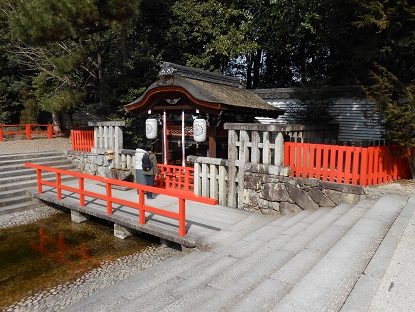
{"left": 0, "top": 212, "right": 156, "bottom": 309}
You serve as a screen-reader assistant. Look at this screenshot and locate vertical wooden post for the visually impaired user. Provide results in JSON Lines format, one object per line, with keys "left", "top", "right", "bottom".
{"left": 48, "top": 124, "right": 53, "bottom": 139}
{"left": 218, "top": 165, "right": 227, "bottom": 206}
{"left": 227, "top": 129, "right": 238, "bottom": 208}
{"left": 79, "top": 177, "right": 85, "bottom": 206}
{"left": 106, "top": 182, "right": 112, "bottom": 214}
{"left": 179, "top": 198, "right": 186, "bottom": 237}
{"left": 208, "top": 125, "right": 217, "bottom": 158}
{"left": 237, "top": 130, "right": 249, "bottom": 208}
{"left": 0, "top": 126, "right": 3, "bottom": 141}
{"left": 210, "top": 164, "right": 218, "bottom": 200}
{"left": 139, "top": 190, "right": 145, "bottom": 225}
{"left": 275, "top": 132, "right": 284, "bottom": 166}
{"left": 262, "top": 131, "right": 270, "bottom": 165}
{"left": 194, "top": 162, "right": 201, "bottom": 196}
{"left": 36, "top": 169, "right": 42, "bottom": 194}
{"left": 251, "top": 131, "right": 260, "bottom": 163}
{"left": 360, "top": 147, "right": 368, "bottom": 186}
{"left": 56, "top": 172, "right": 62, "bottom": 200}
{"left": 26, "top": 124, "right": 31, "bottom": 140}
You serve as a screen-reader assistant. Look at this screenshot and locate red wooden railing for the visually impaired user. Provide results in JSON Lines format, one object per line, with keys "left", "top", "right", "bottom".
{"left": 284, "top": 142, "right": 411, "bottom": 186}
{"left": 25, "top": 163, "right": 217, "bottom": 237}
{"left": 0, "top": 124, "right": 54, "bottom": 141}
{"left": 71, "top": 130, "right": 94, "bottom": 152}
{"left": 156, "top": 164, "right": 194, "bottom": 191}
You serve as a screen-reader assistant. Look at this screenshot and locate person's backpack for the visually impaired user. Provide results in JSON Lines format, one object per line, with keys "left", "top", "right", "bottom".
{"left": 142, "top": 153, "right": 153, "bottom": 171}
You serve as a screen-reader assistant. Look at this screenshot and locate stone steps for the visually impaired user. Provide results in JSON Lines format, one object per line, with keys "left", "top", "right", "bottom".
{"left": 63, "top": 193, "right": 415, "bottom": 312}
{"left": 0, "top": 151, "right": 77, "bottom": 215}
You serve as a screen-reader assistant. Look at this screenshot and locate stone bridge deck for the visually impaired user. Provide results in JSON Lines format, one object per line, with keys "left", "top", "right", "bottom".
{"left": 29, "top": 179, "right": 255, "bottom": 249}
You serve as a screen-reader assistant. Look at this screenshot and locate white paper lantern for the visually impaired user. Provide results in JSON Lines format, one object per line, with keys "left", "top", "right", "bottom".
{"left": 146, "top": 118, "right": 158, "bottom": 139}
{"left": 193, "top": 118, "right": 207, "bottom": 142}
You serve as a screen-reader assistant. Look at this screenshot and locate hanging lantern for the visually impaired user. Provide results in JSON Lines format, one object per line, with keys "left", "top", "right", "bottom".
{"left": 146, "top": 118, "right": 158, "bottom": 139}
{"left": 193, "top": 118, "right": 207, "bottom": 142}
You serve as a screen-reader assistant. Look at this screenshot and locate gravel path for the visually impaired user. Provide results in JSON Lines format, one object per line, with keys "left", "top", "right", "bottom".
{"left": 0, "top": 137, "right": 72, "bottom": 155}
{"left": 0, "top": 138, "right": 180, "bottom": 311}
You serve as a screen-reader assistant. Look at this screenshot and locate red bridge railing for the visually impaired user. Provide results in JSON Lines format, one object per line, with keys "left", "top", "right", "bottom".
{"left": 25, "top": 163, "right": 217, "bottom": 237}
{"left": 284, "top": 142, "right": 411, "bottom": 186}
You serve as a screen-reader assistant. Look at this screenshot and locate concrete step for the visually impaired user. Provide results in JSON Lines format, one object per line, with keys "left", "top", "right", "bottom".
{"left": 0, "top": 175, "right": 77, "bottom": 192}
{"left": 341, "top": 195, "right": 415, "bottom": 311}
{"left": 62, "top": 194, "right": 413, "bottom": 312}
{"left": 271, "top": 193, "right": 408, "bottom": 312}
{"left": 0, "top": 188, "right": 27, "bottom": 199}
{"left": 122, "top": 205, "right": 354, "bottom": 312}
{"left": 0, "top": 201, "right": 39, "bottom": 216}
{"left": 0, "top": 194, "right": 33, "bottom": 207}
{"left": 0, "top": 154, "right": 72, "bottom": 167}
{"left": 227, "top": 200, "right": 376, "bottom": 311}
{"left": 0, "top": 170, "right": 77, "bottom": 185}
{"left": 0, "top": 163, "right": 76, "bottom": 179}
{"left": 0, "top": 151, "right": 64, "bottom": 164}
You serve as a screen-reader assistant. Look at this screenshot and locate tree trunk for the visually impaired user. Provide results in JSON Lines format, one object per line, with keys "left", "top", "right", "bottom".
{"left": 252, "top": 49, "right": 262, "bottom": 89}
{"left": 246, "top": 53, "right": 253, "bottom": 89}
{"left": 120, "top": 26, "right": 128, "bottom": 68}
{"left": 52, "top": 112, "right": 63, "bottom": 132}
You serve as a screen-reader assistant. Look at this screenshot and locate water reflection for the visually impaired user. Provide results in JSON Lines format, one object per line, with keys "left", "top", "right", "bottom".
{"left": 29, "top": 227, "right": 101, "bottom": 273}
{"left": 0, "top": 212, "right": 155, "bottom": 309}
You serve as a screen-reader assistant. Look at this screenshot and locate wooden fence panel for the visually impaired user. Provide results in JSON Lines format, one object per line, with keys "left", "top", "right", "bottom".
{"left": 71, "top": 130, "right": 94, "bottom": 152}
{"left": 284, "top": 142, "right": 411, "bottom": 186}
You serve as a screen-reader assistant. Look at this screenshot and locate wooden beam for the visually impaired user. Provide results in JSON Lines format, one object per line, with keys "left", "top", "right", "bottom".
{"left": 209, "top": 125, "right": 217, "bottom": 158}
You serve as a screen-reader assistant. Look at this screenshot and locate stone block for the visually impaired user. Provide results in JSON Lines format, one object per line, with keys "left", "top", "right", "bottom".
{"left": 71, "top": 210, "right": 90, "bottom": 223}
{"left": 280, "top": 202, "right": 302, "bottom": 215}
{"left": 268, "top": 201, "right": 280, "bottom": 212}
{"left": 243, "top": 189, "right": 260, "bottom": 208}
{"left": 308, "top": 188, "right": 324, "bottom": 203}
{"left": 261, "top": 183, "right": 290, "bottom": 202}
{"left": 319, "top": 195, "right": 336, "bottom": 207}
{"left": 285, "top": 182, "right": 319, "bottom": 211}
{"left": 244, "top": 175, "right": 265, "bottom": 191}
{"left": 114, "top": 223, "right": 133, "bottom": 239}
{"left": 320, "top": 180, "right": 365, "bottom": 195}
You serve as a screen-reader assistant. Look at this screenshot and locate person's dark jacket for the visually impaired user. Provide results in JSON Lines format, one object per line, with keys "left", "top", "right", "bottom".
{"left": 142, "top": 152, "right": 158, "bottom": 175}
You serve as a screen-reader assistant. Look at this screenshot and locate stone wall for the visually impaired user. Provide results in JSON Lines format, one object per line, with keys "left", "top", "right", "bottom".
{"left": 66, "top": 148, "right": 134, "bottom": 181}
{"left": 243, "top": 164, "right": 365, "bottom": 215}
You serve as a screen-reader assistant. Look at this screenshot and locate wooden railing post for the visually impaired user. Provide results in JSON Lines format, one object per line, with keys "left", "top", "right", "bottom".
{"left": 106, "top": 181, "right": 112, "bottom": 214}
{"left": 179, "top": 198, "right": 186, "bottom": 237}
{"left": 36, "top": 168, "right": 42, "bottom": 194}
{"left": 79, "top": 177, "right": 85, "bottom": 206}
{"left": 26, "top": 124, "right": 31, "bottom": 140}
{"left": 48, "top": 124, "right": 53, "bottom": 139}
{"left": 56, "top": 172, "right": 62, "bottom": 200}
{"left": 0, "top": 126, "right": 3, "bottom": 141}
{"left": 139, "top": 190, "right": 145, "bottom": 225}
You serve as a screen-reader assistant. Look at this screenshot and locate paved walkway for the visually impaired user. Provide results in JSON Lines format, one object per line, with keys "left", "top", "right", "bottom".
{"left": 368, "top": 199, "right": 415, "bottom": 311}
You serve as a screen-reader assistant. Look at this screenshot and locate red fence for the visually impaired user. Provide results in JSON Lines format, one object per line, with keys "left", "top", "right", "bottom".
{"left": 25, "top": 163, "right": 217, "bottom": 237}
{"left": 156, "top": 164, "right": 194, "bottom": 191}
{"left": 0, "top": 124, "right": 54, "bottom": 141}
{"left": 284, "top": 142, "right": 411, "bottom": 186}
{"left": 71, "top": 130, "right": 94, "bottom": 152}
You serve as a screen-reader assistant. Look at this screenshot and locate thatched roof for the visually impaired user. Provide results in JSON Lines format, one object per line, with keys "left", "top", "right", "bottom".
{"left": 124, "top": 62, "right": 284, "bottom": 118}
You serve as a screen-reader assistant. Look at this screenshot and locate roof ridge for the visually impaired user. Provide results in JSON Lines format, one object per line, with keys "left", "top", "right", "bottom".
{"left": 159, "top": 62, "right": 244, "bottom": 88}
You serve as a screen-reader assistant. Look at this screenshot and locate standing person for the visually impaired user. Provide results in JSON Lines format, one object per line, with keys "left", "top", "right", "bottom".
{"left": 134, "top": 142, "right": 146, "bottom": 185}
{"left": 142, "top": 143, "right": 158, "bottom": 199}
